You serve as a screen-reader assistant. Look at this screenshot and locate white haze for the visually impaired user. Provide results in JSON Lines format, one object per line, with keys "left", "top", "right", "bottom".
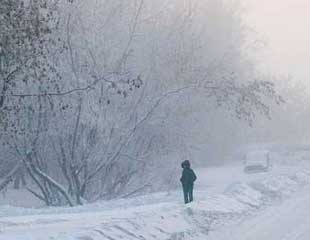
{"left": 2, "top": 1, "right": 310, "bottom": 239}
{"left": 219, "top": 0, "right": 310, "bottom": 157}
{"left": 244, "top": 0, "right": 310, "bottom": 83}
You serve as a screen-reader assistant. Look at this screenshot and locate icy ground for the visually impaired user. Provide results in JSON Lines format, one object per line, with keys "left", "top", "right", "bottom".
{"left": 1, "top": 160, "right": 310, "bottom": 239}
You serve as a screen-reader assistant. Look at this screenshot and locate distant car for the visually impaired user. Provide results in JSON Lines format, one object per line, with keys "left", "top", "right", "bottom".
{"left": 243, "top": 151, "right": 271, "bottom": 173}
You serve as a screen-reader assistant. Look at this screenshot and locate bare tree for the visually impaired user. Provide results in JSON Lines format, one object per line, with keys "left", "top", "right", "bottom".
{"left": 0, "top": 0, "right": 284, "bottom": 206}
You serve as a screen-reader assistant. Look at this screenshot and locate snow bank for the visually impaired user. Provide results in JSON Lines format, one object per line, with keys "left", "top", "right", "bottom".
{"left": 225, "top": 183, "right": 263, "bottom": 208}
{"left": 1, "top": 168, "right": 310, "bottom": 239}
{"left": 183, "top": 170, "right": 310, "bottom": 238}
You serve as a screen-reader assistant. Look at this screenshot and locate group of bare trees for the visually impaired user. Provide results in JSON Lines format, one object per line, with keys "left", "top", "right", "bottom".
{"left": 0, "top": 0, "right": 283, "bottom": 206}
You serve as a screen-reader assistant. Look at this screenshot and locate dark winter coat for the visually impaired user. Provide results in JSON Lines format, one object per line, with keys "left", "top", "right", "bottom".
{"left": 180, "top": 166, "right": 197, "bottom": 187}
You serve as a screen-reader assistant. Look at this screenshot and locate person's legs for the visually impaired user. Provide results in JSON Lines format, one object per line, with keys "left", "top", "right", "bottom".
{"left": 189, "top": 185, "right": 193, "bottom": 202}
{"left": 183, "top": 185, "right": 189, "bottom": 204}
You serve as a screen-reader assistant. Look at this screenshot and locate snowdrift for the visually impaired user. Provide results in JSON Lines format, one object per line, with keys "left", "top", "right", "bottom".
{"left": 1, "top": 169, "right": 310, "bottom": 239}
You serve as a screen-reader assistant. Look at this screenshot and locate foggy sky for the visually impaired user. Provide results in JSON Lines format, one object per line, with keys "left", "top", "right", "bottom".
{"left": 194, "top": 0, "right": 310, "bottom": 163}
{"left": 244, "top": 0, "right": 310, "bottom": 85}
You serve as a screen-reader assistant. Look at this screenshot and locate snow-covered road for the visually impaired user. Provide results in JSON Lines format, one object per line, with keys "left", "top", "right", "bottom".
{"left": 1, "top": 161, "right": 310, "bottom": 239}
{"left": 208, "top": 185, "right": 310, "bottom": 240}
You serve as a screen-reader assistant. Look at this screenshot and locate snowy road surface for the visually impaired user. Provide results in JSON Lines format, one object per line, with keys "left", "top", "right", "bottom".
{"left": 208, "top": 185, "right": 310, "bottom": 240}
{"left": 1, "top": 161, "right": 310, "bottom": 239}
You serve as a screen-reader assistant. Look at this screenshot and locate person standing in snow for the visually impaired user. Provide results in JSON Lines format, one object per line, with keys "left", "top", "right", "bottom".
{"left": 180, "top": 160, "right": 197, "bottom": 204}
